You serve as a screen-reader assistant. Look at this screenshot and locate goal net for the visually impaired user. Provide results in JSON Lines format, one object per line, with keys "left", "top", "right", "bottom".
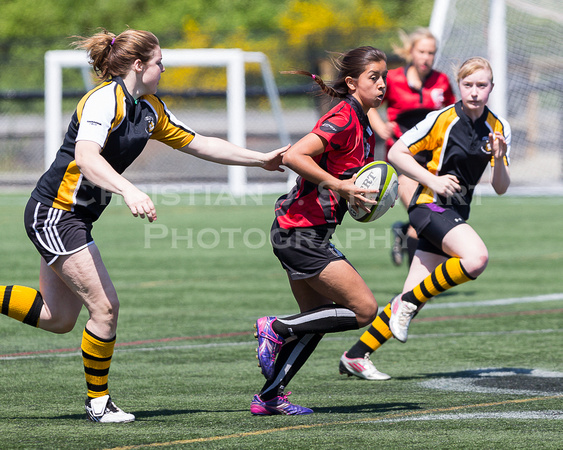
{"left": 44, "top": 48, "right": 295, "bottom": 197}
{"left": 430, "top": 0, "right": 563, "bottom": 189}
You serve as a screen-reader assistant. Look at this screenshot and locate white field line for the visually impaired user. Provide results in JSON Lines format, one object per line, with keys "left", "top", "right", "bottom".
{"left": 2, "top": 328, "right": 562, "bottom": 361}
{"left": 1, "top": 293, "right": 562, "bottom": 361}
{"left": 421, "top": 292, "right": 563, "bottom": 310}
{"left": 369, "top": 410, "right": 563, "bottom": 423}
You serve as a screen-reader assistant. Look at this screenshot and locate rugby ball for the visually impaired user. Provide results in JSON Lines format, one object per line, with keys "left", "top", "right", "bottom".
{"left": 347, "top": 161, "right": 399, "bottom": 222}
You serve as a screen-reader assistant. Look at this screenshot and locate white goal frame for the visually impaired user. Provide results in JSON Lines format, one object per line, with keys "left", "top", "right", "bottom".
{"left": 44, "top": 48, "right": 290, "bottom": 196}
{"left": 430, "top": 0, "right": 508, "bottom": 117}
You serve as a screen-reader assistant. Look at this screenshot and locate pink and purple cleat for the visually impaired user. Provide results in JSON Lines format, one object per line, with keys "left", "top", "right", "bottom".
{"left": 254, "top": 316, "right": 285, "bottom": 380}
{"left": 250, "top": 392, "right": 313, "bottom": 415}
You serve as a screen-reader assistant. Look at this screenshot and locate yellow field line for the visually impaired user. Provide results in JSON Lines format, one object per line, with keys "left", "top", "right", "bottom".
{"left": 105, "top": 394, "right": 563, "bottom": 449}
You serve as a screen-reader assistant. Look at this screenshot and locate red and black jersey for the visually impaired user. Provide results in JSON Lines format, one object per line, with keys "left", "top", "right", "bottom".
{"left": 383, "top": 66, "right": 456, "bottom": 149}
{"left": 274, "top": 95, "right": 375, "bottom": 229}
{"left": 401, "top": 101, "right": 511, "bottom": 219}
{"left": 31, "top": 77, "right": 195, "bottom": 221}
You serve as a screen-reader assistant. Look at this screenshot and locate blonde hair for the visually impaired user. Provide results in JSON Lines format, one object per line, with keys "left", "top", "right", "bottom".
{"left": 71, "top": 28, "right": 160, "bottom": 80}
{"left": 392, "top": 28, "right": 437, "bottom": 63}
{"left": 456, "top": 57, "right": 494, "bottom": 84}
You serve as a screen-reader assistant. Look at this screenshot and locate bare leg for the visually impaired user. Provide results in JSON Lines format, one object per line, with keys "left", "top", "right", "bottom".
{"left": 290, "top": 259, "right": 377, "bottom": 327}
{"left": 45, "top": 244, "right": 120, "bottom": 338}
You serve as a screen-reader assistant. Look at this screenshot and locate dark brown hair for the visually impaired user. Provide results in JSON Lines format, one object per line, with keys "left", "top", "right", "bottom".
{"left": 71, "top": 28, "right": 160, "bottom": 80}
{"left": 282, "top": 46, "right": 387, "bottom": 98}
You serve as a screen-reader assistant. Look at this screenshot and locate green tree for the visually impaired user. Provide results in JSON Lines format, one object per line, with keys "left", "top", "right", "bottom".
{"left": 0, "top": 0, "right": 435, "bottom": 92}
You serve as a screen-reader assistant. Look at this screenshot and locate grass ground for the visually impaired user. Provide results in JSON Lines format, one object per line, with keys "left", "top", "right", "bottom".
{"left": 0, "top": 191, "right": 562, "bottom": 449}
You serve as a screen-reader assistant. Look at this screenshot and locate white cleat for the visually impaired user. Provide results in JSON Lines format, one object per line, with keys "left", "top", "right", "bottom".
{"left": 389, "top": 295, "right": 418, "bottom": 343}
{"left": 339, "top": 351, "right": 391, "bottom": 380}
{"left": 85, "top": 395, "right": 135, "bottom": 423}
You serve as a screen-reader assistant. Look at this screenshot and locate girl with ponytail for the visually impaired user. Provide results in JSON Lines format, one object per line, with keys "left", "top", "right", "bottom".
{"left": 251, "top": 46, "right": 389, "bottom": 415}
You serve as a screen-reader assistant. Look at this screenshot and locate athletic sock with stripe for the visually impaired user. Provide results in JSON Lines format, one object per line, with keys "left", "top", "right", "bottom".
{"left": 260, "top": 333, "right": 323, "bottom": 401}
{"left": 402, "top": 257, "right": 474, "bottom": 308}
{"left": 346, "top": 258, "right": 475, "bottom": 358}
{"left": 82, "top": 328, "right": 116, "bottom": 399}
{"left": 272, "top": 305, "right": 359, "bottom": 338}
{"left": 346, "top": 302, "right": 393, "bottom": 358}
{"left": 0, "top": 285, "right": 44, "bottom": 327}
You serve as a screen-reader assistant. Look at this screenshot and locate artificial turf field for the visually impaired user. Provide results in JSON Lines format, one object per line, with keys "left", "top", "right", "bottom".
{"left": 0, "top": 190, "right": 561, "bottom": 449}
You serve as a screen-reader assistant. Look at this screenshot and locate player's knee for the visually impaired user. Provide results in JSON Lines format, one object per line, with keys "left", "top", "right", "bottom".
{"left": 464, "top": 252, "right": 489, "bottom": 278}
{"left": 36, "top": 306, "right": 78, "bottom": 334}
{"left": 474, "top": 253, "right": 489, "bottom": 277}
{"left": 89, "top": 298, "right": 119, "bottom": 324}
{"left": 48, "top": 317, "right": 78, "bottom": 334}
{"left": 356, "top": 300, "right": 378, "bottom": 327}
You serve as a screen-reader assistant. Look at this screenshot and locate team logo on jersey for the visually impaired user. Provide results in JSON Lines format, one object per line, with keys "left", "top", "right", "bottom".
{"left": 145, "top": 116, "right": 155, "bottom": 133}
{"left": 481, "top": 136, "right": 492, "bottom": 154}
{"left": 320, "top": 114, "right": 353, "bottom": 134}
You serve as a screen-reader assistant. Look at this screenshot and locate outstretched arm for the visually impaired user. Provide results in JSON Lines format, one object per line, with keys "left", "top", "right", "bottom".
{"left": 388, "top": 139, "right": 461, "bottom": 198}
{"left": 179, "top": 134, "right": 288, "bottom": 172}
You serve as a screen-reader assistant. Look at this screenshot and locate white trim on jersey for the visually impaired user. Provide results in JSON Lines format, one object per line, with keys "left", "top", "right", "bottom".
{"left": 71, "top": 173, "right": 84, "bottom": 213}
{"left": 437, "top": 117, "right": 460, "bottom": 173}
{"left": 75, "top": 83, "right": 121, "bottom": 148}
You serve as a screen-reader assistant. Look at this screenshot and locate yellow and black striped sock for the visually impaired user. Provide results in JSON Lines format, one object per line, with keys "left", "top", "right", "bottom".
{"left": 81, "top": 328, "right": 115, "bottom": 399}
{"left": 347, "top": 303, "right": 393, "bottom": 358}
{"left": 403, "top": 257, "right": 474, "bottom": 307}
{"left": 0, "top": 285, "right": 43, "bottom": 327}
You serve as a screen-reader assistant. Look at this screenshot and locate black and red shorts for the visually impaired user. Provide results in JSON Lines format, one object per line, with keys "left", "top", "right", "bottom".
{"left": 270, "top": 223, "right": 350, "bottom": 280}
{"left": 24, "top": 197, "right": 94, "bottom": 266}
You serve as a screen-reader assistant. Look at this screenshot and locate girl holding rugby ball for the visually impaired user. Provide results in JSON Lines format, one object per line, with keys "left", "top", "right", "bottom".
{"left": 252, "top": 46, "right": 388, "bottom": 415}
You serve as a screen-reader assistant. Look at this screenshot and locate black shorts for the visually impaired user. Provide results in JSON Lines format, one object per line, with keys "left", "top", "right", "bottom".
{"left": 408, "top": 203, "right": 466, "bottom": 257}
{"left": 270, "top": 223, "right": 349, "bottom": 280}
{"left": 24, "top": 197, "right": 94, "bottom": 266}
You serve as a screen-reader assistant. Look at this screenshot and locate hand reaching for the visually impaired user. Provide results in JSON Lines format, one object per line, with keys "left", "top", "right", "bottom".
{"left": 262, "top": 145, "right": 290, "bottom": 172}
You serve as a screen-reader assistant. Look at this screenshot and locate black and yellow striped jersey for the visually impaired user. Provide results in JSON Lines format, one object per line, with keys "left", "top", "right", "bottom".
{"left": 31, "top": 77, "right": 195, "bottom": 220}
{"left": 400, "top": 101, "right": 511, "bottom": 219}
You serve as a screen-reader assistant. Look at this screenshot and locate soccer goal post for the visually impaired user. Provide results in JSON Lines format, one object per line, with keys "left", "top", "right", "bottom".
{"left": 429, "top": 0, "right": 563, "bottom": 187}
{"left": 430, "top": 0, "right": 508, "bottom": 117}
{"left": 44, "top": 48, "right": 290, "bottom": 196}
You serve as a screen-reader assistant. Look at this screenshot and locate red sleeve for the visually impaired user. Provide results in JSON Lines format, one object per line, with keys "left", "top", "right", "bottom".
{"left": 312, "top": 102, "right": 355, "bottom": 153}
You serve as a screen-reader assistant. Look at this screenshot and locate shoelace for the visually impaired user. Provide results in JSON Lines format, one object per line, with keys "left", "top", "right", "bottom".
{"left": 262, "top": 328, "right": 284, "bottom": 346}
{"left": 106, "top": 401, "right": 120, "bottom": 413}
{"left": 360, "top": 354, "right": 379, "bottom": 373}
{"left": 397, "top": 301, "right": 416, "bottom": 326}
{"left": 278, "top": 391, "right": 292, "bottom": 403}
